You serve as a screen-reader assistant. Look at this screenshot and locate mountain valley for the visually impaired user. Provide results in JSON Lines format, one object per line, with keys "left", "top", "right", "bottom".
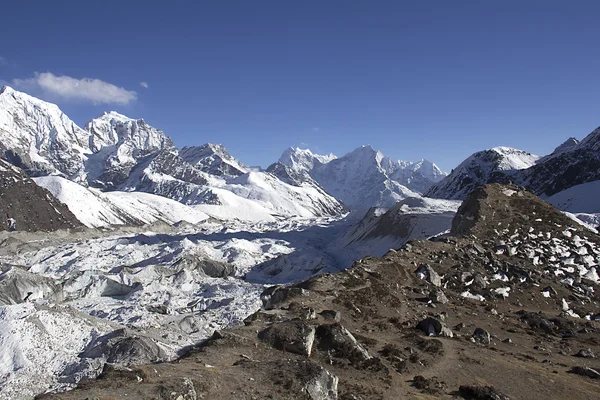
{"left": 0, "top": 86, "right": 598, "bottom": 399}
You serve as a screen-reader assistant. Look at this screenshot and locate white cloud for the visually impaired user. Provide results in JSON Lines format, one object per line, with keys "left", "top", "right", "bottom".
{"left": 140, "top": 81, "right": 149, "bottom": 88}
{"left": 12, "top": 72, "right": 137, "bottom": 105}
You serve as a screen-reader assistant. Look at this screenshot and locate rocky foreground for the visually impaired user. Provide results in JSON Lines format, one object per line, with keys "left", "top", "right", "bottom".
{"left": 41, "top": 184, "right": 600, "bottom": 399}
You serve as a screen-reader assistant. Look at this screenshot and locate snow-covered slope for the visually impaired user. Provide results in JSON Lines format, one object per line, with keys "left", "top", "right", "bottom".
{"left": 180, "top": 143, "right": 248, "bottom": 177}
{"left": 0, "top": 86, "right": 90, "bottom": 181}
{"left": 426, "top": 147, "right": 540, "bottom": 200}
{"left": 223, "top": 171, "right": 346, "bottom": 218}
{"left": 546, "top": 180, "right": 600, "bottom": 214}
{"left": 34, "top": 176, "right": 210, "bottom": 227}
{"left": 338, "top": 197, "right": 460, "bottom": 265}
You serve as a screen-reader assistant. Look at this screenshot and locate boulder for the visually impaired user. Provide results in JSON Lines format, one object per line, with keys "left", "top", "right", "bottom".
{"left": 415, "top": 264, "right": 442, "bottom": 287}
{"left": 570, "top": 366, "right": 600, "bottom": 379}
{"left": 303, "top": 366, "right": 339, "bottom": 400}
{"left": 258, "top": 321, "right": 316, "bottom": 356}
{"left": 316, "top": 323, "right": 372, "bottom": 363}
{"left": 458, "top": 384, "right": 511, "bottom": 400}
{"left": 416, "top": 317, "right": 453, "bottom": 338}
{"left": 472, "top": 328, "right": 491, "bottom": 345}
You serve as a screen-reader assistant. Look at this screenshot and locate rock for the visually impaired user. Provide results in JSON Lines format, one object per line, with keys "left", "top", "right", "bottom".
{"left": 319, "top": 310, "right": 342, "bottom": 323}
{"left": 416, "top": 317, "right": 453, "bottom": 338}
{"left": 454, "top": 322, "right": 466, "bottom": 331}
{"left": 316, "top": 323, "right": 372, "bottom": 364}
{"left": 303, "top": 366, "right": 339, "bottom": 400}
{"left": 518, "top": 312, "right": 556, "bottom": 335}
{"left": 415, "top": 264, "right": 442, "bottom": 287}
{"left": 80, "top": 329, "right": 167, "bottom": 366}
{"left": 574, "top": 348, "right": 596, "bottom": 358}
{"left": 174, "top": 254, "right": 233, "bottom": 278}
{"left": 541, "top": 286, "right": 557, "bottom": 298}
{"left": 473, "top": 275, "right": 487, "bottom": 289}
{"left": 570, "top": 366, "right": 600, "bottom": 379}
{"left": 430, "top": 289, "right": 449, "bottom": 304}
{"left": 178, "top": 315, "right": 200, "bottom": 334}
{"left": 106, "top": 336, "right": 167, "bottom": 365}
{"left": 458, "top": 384, "right": 511, "bottom": 400}
{"left": 502, "top": 338, "right": 512, "bottom": 344}
{"left": 146, "top": 304, "right": 170, "bottom": 315}
{"left": 258, "top": 321, "right": 316, "bottom": 357}
{"left": 472, "top": 328, "right": 491, "bottom": 345}
{"left": 412, "top": 375, "right": 446, "bottom": 394}
{"left": 261, "top": 286, "right": 306, "bottom": 310}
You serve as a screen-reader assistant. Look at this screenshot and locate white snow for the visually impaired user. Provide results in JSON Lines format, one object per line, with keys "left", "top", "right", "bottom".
{"left": 547, "top": 180, "right": 600, "bottom": 214}
{"left": 34, "top": 176, "right": 210, "bottom": 227}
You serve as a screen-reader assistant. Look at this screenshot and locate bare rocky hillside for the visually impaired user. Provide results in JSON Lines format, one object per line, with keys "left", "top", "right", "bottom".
{"left": 0, "top": 159, "right": 82, "bottom": 232}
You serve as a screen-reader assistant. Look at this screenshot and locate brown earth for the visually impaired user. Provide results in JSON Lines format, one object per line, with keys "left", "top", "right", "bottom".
{"left": 39, "top": 185, "right": 600, "bottom": 399}
{"left": 0, "top": 160, "right": 82, "bottom": 232}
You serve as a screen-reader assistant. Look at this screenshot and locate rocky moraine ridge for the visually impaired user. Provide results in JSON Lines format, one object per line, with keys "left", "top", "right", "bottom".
{"left": 43, "top": 184, "right": 600, "bottom": 400}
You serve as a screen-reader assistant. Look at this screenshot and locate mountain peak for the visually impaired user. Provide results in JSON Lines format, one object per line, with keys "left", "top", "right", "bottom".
{"left": 552, "top": 137, "right": 580, "bottom": 154}
{"left": 0, "top": 85, "right": 14, "bottom": 95}
{"left": 180, "top": 143, "right": 247, "bottom": 177}
{"left": 96, "top": 110, "right": 140, "bottom": 123}
{"left": 278, "top": 147, "right": 336, "bottom": 174}
{"left": 578, "top": 126, "right": 600, "bottom": 151}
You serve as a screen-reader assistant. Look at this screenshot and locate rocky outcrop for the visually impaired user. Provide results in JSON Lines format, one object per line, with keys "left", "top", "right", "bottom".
{"left": 0, "top": 159, "right": 83, "bottom": 231}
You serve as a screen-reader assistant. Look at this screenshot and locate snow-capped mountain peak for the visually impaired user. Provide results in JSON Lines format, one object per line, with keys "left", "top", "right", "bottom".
{"left": 425, "top": 146, "right": 539, "bottom": 200}
{"left": 180, "top": 143, "right": 248, "bottom": 177}
{"left": 278, "top": 147, "right": 336, "bottom": 174}
{"left": 85, "top": 111, "right": 171, "bottom": 153}
{"left": 0, "top": 86, "right": 91, "bottom": 181}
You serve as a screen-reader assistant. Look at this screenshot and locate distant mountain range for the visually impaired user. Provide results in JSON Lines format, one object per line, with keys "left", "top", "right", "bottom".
{"left": 0, "top": 85, "right": 448, "bottom": 225}
{"left": 1, "top": 85, "right": 598, "bottom": 229}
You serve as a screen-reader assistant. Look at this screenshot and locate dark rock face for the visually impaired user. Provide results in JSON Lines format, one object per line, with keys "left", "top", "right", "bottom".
{"left": 0, "top": 160, "right": 82, "bottom": 232}
{"left": 523, "top": 148, "right": 600, "bottom": 196}
{"left": 315, "top": 323, "right": 372, "bottom": 364}
{"left": 570, "top": 366, "right": 600, "bottom": 380}
{"left": 180, "top": 144, "right": 247, "bottom": 177}
{"left": 266, "top": 162, "right": 310, "bottom": 187}
{"left": 427, "top": 126, "right": 600, "bottom": 200}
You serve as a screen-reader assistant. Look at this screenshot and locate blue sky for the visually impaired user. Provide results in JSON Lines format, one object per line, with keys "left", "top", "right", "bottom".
{"left": 1, "top": 1, "right": 599, "bottom": 171}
